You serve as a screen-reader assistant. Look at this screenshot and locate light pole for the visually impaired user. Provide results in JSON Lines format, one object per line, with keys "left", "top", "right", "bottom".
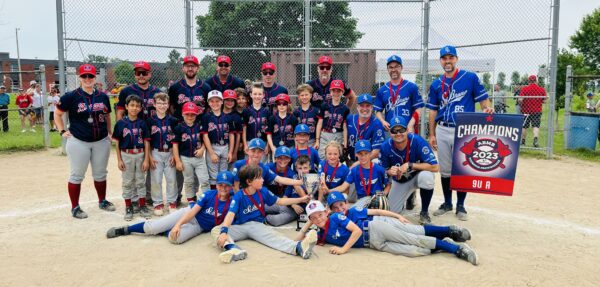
{"left": 15, "top": 28, "right": 22, "bottom": 88}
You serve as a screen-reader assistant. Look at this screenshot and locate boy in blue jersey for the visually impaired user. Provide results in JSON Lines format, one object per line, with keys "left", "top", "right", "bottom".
{"left": 374, "top": 55, "right": 423, "bottom": 132}
{"left": 317, "top": 142, "right": 350, "bottom": 202}
{"left": 380, "top": 116, "right": 439, "bottom": 224}
{"left": 426, "top": 45, "right": 494, "bottom": 221}
{"left": 113, "top": 95, "right": 151, "bottom": 220}
{"left": 293, "top": 84, "right": 320, "bottom": 147}
{"left": 106, "top": 171, "right": 235, "bottom": 245}
{"left": 222, "top": 89, "right": 242, "bottom": 165}
{"left": 266, "top": 93, "right": 297, "bottom": 151}
{"left": 242, "top": 82, "right": 271, "bottom": 158}
{"left": 212, "top": 165, "right": 317, "bottom": 263}
{"left": 316, "top": 80, "right": 349, "bottom": 160}
{"left": 326, "top": 140, "right": 387, "bottom": 208}
{"left": 346, "top": 94, "right": 385, "bottom": 166}
{"left": 290, "top": 124, "right": 320, "bottom": 172}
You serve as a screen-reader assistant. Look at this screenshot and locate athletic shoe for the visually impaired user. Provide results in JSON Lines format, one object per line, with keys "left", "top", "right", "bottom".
{"left": 298, "top": 230, "right": 318, "bottom": 259}
{"left": 405, "top": 193, "right": 416, "bottom": 210}
{"left": 448, "top": 225, "right": 471, "bottom": 242}
{"left": 419, "top": 212, "right": 431, "bottom": 224}
{"left": 433, "top": 203, "right": 453, "bottom": 216}
{"left": 219, "top": 248, "right": 248, "bottom": 264}
{"left": 140, "top": 205, "right": 152, "bottom": 219}
{"left": 456, "top": 205, "right": 469, "bottom": 221}
{"left": 132, "top": 201, "right": 140, "bottom": 214}
{"left": 124, "top": 206, "right": 134, "bottom": 221}
{"left": 30, "top": 128, "right": 36, "bottom": 132}
{"left": 71, "top": 205, "right": 88, "bottom": 219}
{"left": 21, "top": 129, "right": 26, "bottom": 133}
{"left": 169, "top": 202, "right": 177, "bottom": 211}
{"left": 106, "top": 226, "right": 130, "bottom": 238}
{"left": 99, "top": 199, "right": 116, "bottom": 211}
{"left": 533, "top": 137, "right": 539, "bottom": 148}
{"left": 154, "top": 204, "right": 164, "bottom": 216}
{"left": 443, "top": 238, "right": 479, "bottom": 266}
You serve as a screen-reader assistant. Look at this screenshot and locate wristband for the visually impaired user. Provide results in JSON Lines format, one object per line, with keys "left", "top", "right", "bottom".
{"left": 220, "top": 227, "right": 229, "bottom": 234}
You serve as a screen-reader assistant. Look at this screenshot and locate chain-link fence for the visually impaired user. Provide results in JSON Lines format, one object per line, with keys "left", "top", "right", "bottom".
{"left": 563, "top": 66, "right": 600, "bottom": 151}
{"left": 56, "top": 0, "right": 560, "bottom": 157}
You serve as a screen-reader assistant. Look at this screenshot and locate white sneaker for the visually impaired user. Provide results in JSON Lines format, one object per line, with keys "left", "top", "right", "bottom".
{"left": 21, "top": 129, "right": 26, "bottom": 133}
{"left": 299, "top": 230, "right": 318, "bottom": 259}
{"left": 30, "top": 128, "right": 36, "bottom": 132}
{"left": 219, "top": 248, "right": 247, "bottom": 264}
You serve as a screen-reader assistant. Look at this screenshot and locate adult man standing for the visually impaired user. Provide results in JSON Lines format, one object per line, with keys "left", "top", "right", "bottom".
{"left": 346, "top": 94, "right": 385, "bottom": 166}
{"left": 206, "top": 55, "right": 245, "bottom": 93}
{"left": 0, "top": 86, "right": 9, "bottom": 132}
{"left": 426, "top": 45, "right": 494, "bottom": 221}
{"left": 307, "top": 56, "right": 356, "bottom": 110}
{"left": 374, "top": 55, "right": 423, "bottom": 132}
{"left": 169, "top": 55, "right": 212, "bottom": 121}
{"left": 519, "top": 75, "right": 547, "bottom": 147}
{"left": 379, "top": 117, "right": 438, "bottom": 224}
{"left": 116, "top": 61, "right": 161, "bottom": 121}
{"left": 260, "top": 62, "right": 288, "bottom": 113}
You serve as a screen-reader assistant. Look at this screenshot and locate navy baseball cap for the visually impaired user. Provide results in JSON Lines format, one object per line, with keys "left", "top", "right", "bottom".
{"left": 275, "top": 146, "right": 291, "bottom": 158}
{"left": 387, "top": 55, "right": 402, "bottom": 66}
{"left": 357, "top": 94, "right": 374, "bottom": 105}
{"left": 248, "top": 138, "right": 266, "bottom": 150}
{"left": 390, "top": 116, "right": 408, "bottom": 129}
{"left": 216, "top": 171, "right": 234, "bottom": 186}
{"left": 327, "top": 191, "right": 347, "bottom": 207}
{"left": 294, "top": 124, "right": 310, "bottom": 135}
{"left": 440, "top": 45, "right": 457, "bottom": 58}
{"left": 355, "top": 140, "right": 372, "bottom": 154}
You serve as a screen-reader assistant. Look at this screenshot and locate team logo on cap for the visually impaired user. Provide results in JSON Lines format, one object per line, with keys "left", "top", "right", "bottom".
{"left": 308, "top": 202, "right": 317, "bottom": 209}
{"left": 83, "top": 66, "right": 92, "bottom": 71}
{"left": 445, "top": 47, "right": 450, "bottom": 53}
{"left": 221, "top": 173, "right": 227, "bottom": 180}
{"left": 460, "top": 137, "right": 512, "bottom": 172}
{"left": 360, "top": 141, "right": 366, "bottom": 147}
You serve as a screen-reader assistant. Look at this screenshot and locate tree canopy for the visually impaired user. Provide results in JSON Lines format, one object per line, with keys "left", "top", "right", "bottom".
{"left": 570, "top": 8, "right": 600, "bottom": 73}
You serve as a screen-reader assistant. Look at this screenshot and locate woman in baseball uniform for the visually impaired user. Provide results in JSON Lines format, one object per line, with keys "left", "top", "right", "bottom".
{"left": 106, "top": 171, "right": 235, "bottom": 244}
{"left": 54, "top": 64, "right": 116, "bottom": 219}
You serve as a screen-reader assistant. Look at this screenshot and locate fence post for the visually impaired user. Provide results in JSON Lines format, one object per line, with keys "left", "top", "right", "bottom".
{"left": 40, "top": 65, "right": 50, "bottom": 148}
{"left": 304, "top": 0, "right": 311, "bottom": 83}
{"left": 185, "top": 0, "right": 192, "bottom": 55}
{"left": 546, "top": 0, "right": 560, "bottom": 158}
{"left": 56, "top": 0, "right": 67, "bottom": 155}
{"left": 419, "top": 0, "right": 430, "bottom": 135}
{"left": 563, "top": 65, "right": 572, "bottom": 148}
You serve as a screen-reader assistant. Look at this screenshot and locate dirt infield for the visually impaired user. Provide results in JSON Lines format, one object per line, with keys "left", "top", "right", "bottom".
{"left": 1, "top": 149, "right": 599, "bottom": 287}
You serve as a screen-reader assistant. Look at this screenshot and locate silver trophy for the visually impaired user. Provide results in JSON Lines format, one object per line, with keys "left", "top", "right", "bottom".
{"left": 302, "top": 173, "right": 321, "bottom": 197}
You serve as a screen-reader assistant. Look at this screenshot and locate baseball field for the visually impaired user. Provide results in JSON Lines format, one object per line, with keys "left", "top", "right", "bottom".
{"left": 1, "top": 148, "right": 599, "bottom": 286}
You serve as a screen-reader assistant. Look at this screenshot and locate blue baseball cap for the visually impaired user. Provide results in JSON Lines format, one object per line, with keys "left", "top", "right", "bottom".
{"left": 216, "top": 171, "right": 234, "bottom": 186}
{"left": 389, "top": 116, "right": 408, "bottom": 129}
{"left": 248, "top": 138, "right": 266, "bottom": 150}
{"left": 440, "top": 45, "right": 457, "bottom": 58}
{"left": 357, "top": 94, "right": 374, "bottom": 105}
{"left": 275, "top": 146, "right": 291, "bottom": 158}
{"left": 294, "top": 124, "right": 310, "bottom": 135}
{"left": 327, "top": 191, "right": 347, "bottom": 207}
{"left": 387, "top": 55, "right": 402, "bottom": 66}
{"left": 354, "top": 140, "right": 372, "bottom": 154}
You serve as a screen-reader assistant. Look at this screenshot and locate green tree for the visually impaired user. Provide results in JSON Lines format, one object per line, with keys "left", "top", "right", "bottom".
{"left": 482, "top": 72, "right": 491, "bottom": 91}
{"left": 197, "top": 55, "right": 216, "bottom": 80}
{"left": 520, "top": 73, "right": 530, "bottom": 85}
{"left": 496, "top": 72, "right": 506, "bottom": 90}
{"left": 114, "top": 62, "right": 134, "bottom": 85}
{"left": 570, "top": 8, "right": 600, "bottom": 73}
{"left": 85, "top": 54, "right": 109, "bottom": 64}
{"left": 166, "top": 49, "right": 183, "bottom": 81}
{"left": 196, "top": 1, "right": 363, "bottom": 80}
{"left": 555, "top": 48, "right": 593, "bottom": 110}
{"left": 510, "top": 71, "right": 520, "bottom": 87}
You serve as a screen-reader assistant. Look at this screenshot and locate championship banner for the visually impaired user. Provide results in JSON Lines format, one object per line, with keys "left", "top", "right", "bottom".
{"left": 450, "top": 113, "right": 525, "bottom": 196}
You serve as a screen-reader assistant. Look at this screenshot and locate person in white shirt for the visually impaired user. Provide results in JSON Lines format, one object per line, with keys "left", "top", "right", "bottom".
{"left": 48, "top": 86, "right": 60, "bottom": 131}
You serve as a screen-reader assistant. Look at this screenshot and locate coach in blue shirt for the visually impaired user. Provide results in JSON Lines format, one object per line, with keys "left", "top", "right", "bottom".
{"left": 0, "top": 85, "right": 9, "bottom": 132}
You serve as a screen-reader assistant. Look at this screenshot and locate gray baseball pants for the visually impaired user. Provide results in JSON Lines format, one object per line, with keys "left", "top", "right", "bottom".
{"left": 181, "top": 155, "right": 209, "bottom": 199}
{"left": 387, "top": 171, "right": 435, "bottom": 213}
{"left": 143, "top": 207, "right": 204, "bottom": 244}
{"left": 207, "top": 144, "right": 229, "bottom": 185}
{"left": 435, "top": 125, "right": 455, "bottom": 177}
{"left": 211, "top": 221, "right": 298, "bottom": 255}
{"left": 368, "top": 216, "right": 436, "bottom": 257}
{"left": 120, "top": 152, "right": 146, "bottom": 200}
{"left": 265, "top": 204, "right": 298, "bottom": 226}
{"left": 150, "top": 150, "right": 177, "bottom": 206}
{"left": 66, "top": 136, "right": 110, "bottom": 183}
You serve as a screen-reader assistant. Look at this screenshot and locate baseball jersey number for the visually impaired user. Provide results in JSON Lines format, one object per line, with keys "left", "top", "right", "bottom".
{"left": 454, "top": 105, "right": 464, "bottom": 113}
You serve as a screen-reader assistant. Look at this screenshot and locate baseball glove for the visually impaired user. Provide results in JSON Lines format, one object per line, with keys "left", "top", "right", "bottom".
{"left": 367, "top": 192, "right": 390, "bottom": 211}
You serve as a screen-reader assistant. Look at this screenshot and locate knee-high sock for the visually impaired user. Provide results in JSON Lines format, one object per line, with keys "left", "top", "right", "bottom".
{"left": 435, "top": 239, "right": 459, "bottom": 254}
{"left": 94, "top": 180, "right": 106, "bottom": 202}
{"left": 423, "top": 225, "right": 450, "bottom": 239}
{"left": 68, "top": 182, "right": 81, "bottom": 209}
{"left": 128, "top": 222, "right": 145, "bottom": 234}
{"left": 457, "top": 191, "right": 467, "bottom": 207}
{"left": 420, "top": 188, "right": 434, "bottom": 213}
{"left": 441, "top": 177, "right": 452, "bottom": 205}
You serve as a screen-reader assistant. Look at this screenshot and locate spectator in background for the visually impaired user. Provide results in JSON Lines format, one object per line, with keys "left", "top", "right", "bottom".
{"left": 513, "top": 85, "right": 521, "bottom": 114}
{"left": 0, "top": 85, "right": 9, "bottom": 132}
{"left": 48, "top": 87, "right": 60, "bottom": 131}
{"left": 32, "top": 84, "right": 44, "bottom": 125}
{"left": 585, "top": 92, "right": 596, "bottom": 113}
{"left": 493, "top": 84, "right": 508, "bottom": 114}
{"left": 15, "top": 88, "right": 34, "bottom": 132}
{"left": 519, "top": 75, "right": 547, "bottom": 148}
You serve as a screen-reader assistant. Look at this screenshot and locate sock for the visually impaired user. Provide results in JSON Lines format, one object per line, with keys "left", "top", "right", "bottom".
{"left": 424, "top": 225, "right": 450, "bottom": 239}
{"left": 125, "top": 199, "right": 132, "bottom": 207}
{"left": 435, "top": 239, "right": 459, "bottom": 254}
{"left": 224, "top": 243, "right": 241, "bottom": 251}
{"left": 68, "top": 182, "right": 81, "bottom": 209}
{"left": 457, "top": 192, "right": 467, "bottom": 207}
{"left": 128, "top": 222, "right": 145, "bottom": 234}
{"left": 441, "top": 177, "right": 452, "bottom": 205}
{"left": 420, "top": 188, "right": 433, "bottom": 213}
{"left": 295, "top": 241, "right": 302, "bottom": 255}
{"left": 94, "top": 180, "right": 106, "bottom": 202}
{"left": 139, "top": 198, "right": 146, "bottom": 207}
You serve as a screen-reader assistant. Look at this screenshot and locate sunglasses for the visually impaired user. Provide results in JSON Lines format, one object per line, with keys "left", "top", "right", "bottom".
{"left": 135, "top": 71, "right": 149, "bottom": 76}
{"left": 276, "top": 102, "right": 288, "bottom": 106}
{"left": 390, "top": 127, "right": 407, "bottom": 135}
{"left": 218, "top": 63, "right": 230, "bottom": 68}
{"left": 80, "top": 74, "right": 96, "bottom": 79}
{"left": 319, "top": 65, "right": 332, "bottom": 71}
{"left": 262, "top": 71, "right": 275, "bottom": 76}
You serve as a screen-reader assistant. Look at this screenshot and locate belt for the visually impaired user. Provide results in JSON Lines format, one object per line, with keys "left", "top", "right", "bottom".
{"left": 437, "top": 121, "right": 455, "bottom": 128}
{"left": 153, "top": 148, "right": 171, "bottom": 152}
{"left": 362, "top": 221, "right": 370, "bottom": 247}
{"left": 122, "top": 148, "right": 144, "bottom": 154}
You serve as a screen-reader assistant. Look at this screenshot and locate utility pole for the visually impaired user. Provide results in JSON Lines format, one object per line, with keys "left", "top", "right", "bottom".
{"left": 15, "top": 28, "right": 22, "bottom": 88}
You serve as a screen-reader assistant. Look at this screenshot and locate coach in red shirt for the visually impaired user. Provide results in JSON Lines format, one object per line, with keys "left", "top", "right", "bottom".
{"left": 518, "top": 75, "right": 547, "bottom": 147}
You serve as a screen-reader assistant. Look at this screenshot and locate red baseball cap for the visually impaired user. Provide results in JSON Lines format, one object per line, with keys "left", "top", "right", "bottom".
{"left": 275, "top": 93, "right": 290, "bottom": 104}
{"left": 79, "top": 64, "right": 96, "bottom": 76}
{"left": 134, "top": 61, "right": 151, "bottom": 71}
{"left": 318, "top": 56, "right": 333, "bottom": 66}
{"left": 223, "top": 89, "right": 237, "bottom": 100}
{"left": 217, "top": 55, "right": 231, "bottom": 65}
{"left": 261, "top": 62, "right": 276, "bottom": 72}
{"left": 528, "top": 75, "right": 537, "bottom": 82}
{"left": 183, "top": 55, "right": 199, "bottom": 66}
{"left": 330, "top": 79, "right": 345, "bottom": 91}
{"left": 182, "top": 102, "right": 199, "bottom": 115}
